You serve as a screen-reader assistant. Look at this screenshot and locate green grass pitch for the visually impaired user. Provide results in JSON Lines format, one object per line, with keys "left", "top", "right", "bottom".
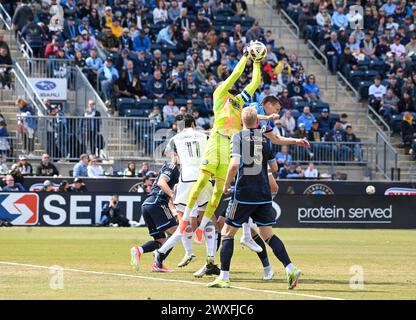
{"left": 0, "top": 227, "right": 415, "bottom": 300}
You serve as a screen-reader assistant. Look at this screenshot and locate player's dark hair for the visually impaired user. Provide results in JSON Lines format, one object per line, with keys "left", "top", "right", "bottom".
{"left": 262, "top": 95, "right": 282, "bottom": 106}
{"left": 183, "top": 114, "right": 196, "bottom": 128}
{"left": 228, "top": 88, "right": 239, "bottom": 96}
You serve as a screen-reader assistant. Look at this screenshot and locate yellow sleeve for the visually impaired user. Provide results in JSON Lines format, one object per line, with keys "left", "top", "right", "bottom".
{"left": 214, "top": 56, "right": 248, "bottom": 101}
{"left": 236, "top": 61, "right": 262, "bottom": 104}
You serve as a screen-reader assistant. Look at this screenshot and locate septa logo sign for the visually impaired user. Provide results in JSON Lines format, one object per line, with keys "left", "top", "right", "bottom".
{"left": 0, "top": 193, "right": 39, "bottom": 225}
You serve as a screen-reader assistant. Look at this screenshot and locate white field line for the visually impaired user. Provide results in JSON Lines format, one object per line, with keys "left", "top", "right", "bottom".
{"left": 0, "top": 261, "right": 345, "bottom": 300}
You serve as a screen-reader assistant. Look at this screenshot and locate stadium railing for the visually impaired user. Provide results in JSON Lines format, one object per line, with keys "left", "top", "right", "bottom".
{"left": 18, "top": 115, "right": 155, "bottom": 161}
{"left": 15, "top": 58, "right": 108, "bottom": 116}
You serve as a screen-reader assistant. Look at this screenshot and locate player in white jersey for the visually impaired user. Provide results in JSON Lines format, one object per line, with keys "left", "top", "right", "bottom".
{"left": 152, "top": 114, "right": 219, "bottom": 276}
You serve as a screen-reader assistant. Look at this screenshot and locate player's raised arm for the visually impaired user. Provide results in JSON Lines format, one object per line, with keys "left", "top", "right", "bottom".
{"left": 264, "top": 131, "right": 311, "bottom": 147}
{"left": 214, "top": 47, "right": 251, "bottom": 101}
{"left": 236, "top": 60, "right": 262, "bottom": 105}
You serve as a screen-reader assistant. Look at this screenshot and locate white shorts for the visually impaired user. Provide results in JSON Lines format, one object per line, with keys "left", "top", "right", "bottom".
{"left": 174, "top": 180, "right": 213, "bottom": 212}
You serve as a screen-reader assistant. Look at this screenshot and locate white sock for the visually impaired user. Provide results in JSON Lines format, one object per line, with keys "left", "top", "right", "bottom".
{"left": 181, "top": 229, "right": 194, "bottom": 255}
{"left": 199, "top": 215, "right": 211, "bottom": 230}
{"left": 182, "top": 207, "right": 192, "bottom": 221}
{"left": 285, "top": 263, "right": 295, "bottom": 274}
{"left": 242, "top": 222, "right": 252, "bottom": 239}
{"left": 219, "top": 270, "right": 229, "bottom": 281}
{"left": 158, "top": 232, "right": 181, "bottom": 254}
{"left": 264, "top": 265, "right": 272, "bottom": 272}
{"left": 204, "top": 223, "right": 216, "bottom": 258}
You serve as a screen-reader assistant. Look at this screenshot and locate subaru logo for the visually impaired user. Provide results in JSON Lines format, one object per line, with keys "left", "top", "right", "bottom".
{"left": 35, "top": 80, "right": 56, "bottom": 91}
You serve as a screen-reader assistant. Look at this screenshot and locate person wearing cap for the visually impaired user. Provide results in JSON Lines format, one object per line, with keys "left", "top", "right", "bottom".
{"left": 98, "top": 56, "right": 119, "bottom": 102}
{"left": 42, "top": 180, "right": 54, "bottom": 192}
{"left": 133, "top": 29, "right": 151, "bottom": 52}
{"left": 391, "top": 35, "right": 406, "bottom": 58}
{"left": 73, "top": 154, "right": 89, "bottom": 178}
{"left": 317, "top": 108, "right": 333, "bottom": 134}
{"left": 12, "top": 155, "right": 33, "bottom": 177}
{"left": 287, "top": 74, "right": 307, "bottom": 100}
{"left": 62, "top": 15, "right": 79, "bottom": 41}
{"left": 101, "top": 27, "right": 121, "bottom": 53}
{"left": 72, "top": 178, "right": 88, "bottom": 192}
{"left": 101, "top": 6, "right": 114, "bottom": 28}
{"left": 147, "top": 69, "right": 166, "bottom": 99}
{"left": 120, "top": 28, "right": 133, "bottom": 51}
{"left": 44, "top": 36, "right": 61, "bottom": 58}
{"left": 256, "top": 84, "right": 272, "bottom": 103}
{"left": 195, "top": 8, "right": 212, "bottom": 34}
{"left": 2, "top": 175, "right": 25, "bottom": 192}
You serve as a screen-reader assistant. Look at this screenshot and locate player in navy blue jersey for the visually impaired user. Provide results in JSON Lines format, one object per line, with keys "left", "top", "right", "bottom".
{"left": 131, "top": 157, "right": 180, "bottom": 273}
{"left": 208, "top": 107, "right": 305, "bottom": 289}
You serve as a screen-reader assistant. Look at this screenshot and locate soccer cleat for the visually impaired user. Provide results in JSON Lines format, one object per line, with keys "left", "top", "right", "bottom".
{"left": 287, "top": 267, "right": 301, "bottom": 290}
{"left": 177, "top": 253, "right": 197, "bottom": 268}
{"left": 177, "top": 219, "right": 188, "bottom": 236}
{"left": 194, "top": 260, "right": 220, "bottom": 278}
{"left": 194, "top": 228, "right": 204, "bottom": 244}
{"left": 263, "top": 266, "right": 274, "bottom": 281}
{"left": 207, "top": 278, "right": 230, "bottom": 288}
{"left": 130, "top": 246, "right": 142, "bottom": 271}
{"left": 151, "top": 262, "right": 173, "bottom": 273}
{"left": 240, "top": 236, "right": 263, "bottom": 253}
{"left": 193, "top": 264, "right": 208, "bottom": 278}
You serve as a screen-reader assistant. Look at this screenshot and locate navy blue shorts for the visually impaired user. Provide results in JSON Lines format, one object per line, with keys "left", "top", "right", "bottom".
{"left": 141, "top": 203, "right": 178, "bottom": 239}
{"left": 225, "top": 200, "right": 276, "bottom": 228}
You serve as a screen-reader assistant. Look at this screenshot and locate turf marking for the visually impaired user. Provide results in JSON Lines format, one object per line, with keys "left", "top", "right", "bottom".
{"left": 0, "top": 261, "right": 345, "bottom": 300}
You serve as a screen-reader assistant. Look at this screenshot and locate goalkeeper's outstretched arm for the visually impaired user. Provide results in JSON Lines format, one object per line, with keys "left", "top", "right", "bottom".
{"left": 236, "top": 60, "right": 262, "bottom": 105}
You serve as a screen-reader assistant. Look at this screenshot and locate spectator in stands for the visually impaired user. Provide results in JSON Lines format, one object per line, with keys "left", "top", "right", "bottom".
{"left": 156, "top": 24, "right": 177, "bottom": 46}
{"left": 281, "top": 110, "right": 296, "bottom": 136}
{"left": 303, "top": 74, "right": 320, "bottom": 101}
{"left": 99, "top": 57, "right": 120, "bottom": 103}
{"left": 289, "top": 163, "right": 305, "bottom": 179}
{"left": 390, "top": 35, "right": 406, "bottom": 58}
{"left": 401, "top": 111, "right": 416, "bottom": 155}
{"left": 42, "top": 180, "right": 54, "bottom": 192}
{"left": 360, "top": 31, "right": 377, "bottom": 60}
{"left": 147, "top": 69, "right": 167, "bottom": 99}
{"left": 325, "top": 31, "right": 343, "bottom": 74}
{"left": 332, "top": 7, "right": 349, "bottom": 30}
{"left": 0, "top": 116, "right": 9, "bottom": 158}
{"left": 272, "top": 120, "right": 288, "bottom": 137}
{"left": 195, "top": 9, "right": 212, "bottom": 34}
{"left": 269, "top": 74, "right": 283, "bottom": 95}
{"left": 72, "top": 177, "right": 88, "bottom": 192}
{"left": 100, "top": 27, "right": 121, "bottom": 53}
{"left": 153, "top": 0, "right": 168, "bottom": 24}
{"left": 138, "top": 162, "right": 157, "bottom": 178}
{"left": 87, "top": 157, "right": 104, "bottom": 177}
{"left": 232, "top": 0, "right": 248, "bottom": 16}
{"left": 12, "top": 155, "right": 33, "bottom": 177}
{"left": 369, "top": 75, "right": 386, "bottom": 112}
{"left": 380, "top": 88, "right": 400, "bottom": 124}
{"left": 2, "top": 175, "right": 25, "bottom": 192}
{"left": 0, "top": 47, "right": 12, "bottom": 89}
{"left": 133, "top": 29, "right": 151, "bottom": 53}
{"left": 36, "top": 154, "right": 59, "bottom": 177}
{"left": 184, "top": 72, "right": 200, "bottom": 99}
{"left": 279, "top": 89, "right": 294, "bottom": 111}
{"left": 275, "top": 145, "right": 293, "bottom": 169}
{"left": 297, "top": 106, "right": 316, "bottom": 131}
{"left": 257, "top": 85, "right": 272, "bottom": 104}
{"left": 345, "top": 125, "right": 362, "bottom": 162}
{"left": 44, "top": 36, "right": 61, "bottom": 59}
{"left": 124, "top": 161, "right": 138, "bottom": 177}
{"left": 304, "top": 162, "right": 319, "bottom": 178}
{"left": 317, "top": 108, "right": 333, "bottom": 134}
{"left": 16, "top": 98, "right": 37, "bottom": 156}
{"left": 287, "top": 74, "right": 307, "bottom": 100}
{"left": 12, "top": 0, "right": 33, "bottom": 33}
{"left": 293, "top": 123, "right": 308, "bottom": 139}
{"left": 20, "top": 15, "right": 45, "bottom": 58}
{"left": 163, "top": 97, "right": 180, "bottom": 125}
{"left": 63, "top": 16, "right": 79, "bottom": 41}
{"left": 326, "top": 122, "right": 350, "bottom": 161}
{"left": 405, "top": 34, "right": 416, "bottom": 57}
{"left": 73, "top": 154, "right": 89, "bottom": 177}
{"left": 58, "top": 180, "right": 72, "bottom": 192}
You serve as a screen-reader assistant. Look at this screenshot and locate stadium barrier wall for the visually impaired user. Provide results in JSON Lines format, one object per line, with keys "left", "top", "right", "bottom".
{"left": 0, "top": 193, "right": 414, "bottom": 228}
{"left": 22, "top": 178, "right": 416, "bottom": 195}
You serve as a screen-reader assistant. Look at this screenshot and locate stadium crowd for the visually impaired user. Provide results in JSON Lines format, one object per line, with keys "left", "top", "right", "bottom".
{"left": 1, "top": 0, "right": 365, "bottom": 167}
{"left": 283, "top": 0, "right": 416, "bottom": 159}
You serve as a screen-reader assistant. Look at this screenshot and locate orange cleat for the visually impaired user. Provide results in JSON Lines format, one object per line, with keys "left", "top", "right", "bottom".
{"left": 151, "top": 262, "right": 173, "bottom": 273}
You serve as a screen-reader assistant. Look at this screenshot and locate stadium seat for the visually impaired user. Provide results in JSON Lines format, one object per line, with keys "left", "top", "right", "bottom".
{"left": 116, "top": 98, "right": 136, "bottom": 110}
{"left": 241, "top": 16, "right": 255, "bottom": 28}
{"left": 136, "top": 99, "right": 153, "bottom": 109}
{"left": 310, "top": 100, "right": 330, "bottom": 113}
{"left": 358, "top": 81, "right": 373, "bottom": 100}
{"left": 349, "top": 70, "right": 366, "bottom": 88}
{"left": 226, "top": 16, "right": 242, "bottom": 25}
{"left": 363, "top": 70, "right": 380, "bottom": 81}
{"left": 213, "top": 15, "right": 227, "bottom": 24}
{"left": 174, "top": 98, "right": 188, "bottom": 106}
{"left": 215, "top": 8, "right": 235, "bottom": 17}
{"left": 154, "top": 98, "right": 168, "bottom": 107}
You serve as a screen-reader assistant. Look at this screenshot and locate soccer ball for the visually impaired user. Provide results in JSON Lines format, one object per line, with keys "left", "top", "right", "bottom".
{"left": 366, "top": 185, "right": 376, "bottom": 195}
{"left": 249, "top": 41, "right": 267, "bottom": 62}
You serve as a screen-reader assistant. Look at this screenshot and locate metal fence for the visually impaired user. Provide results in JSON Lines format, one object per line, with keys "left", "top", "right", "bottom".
{"left": 15, "top": 115, "right": 155, "bottom": 161}
{"left": 374, "top": 130, "right": 398, "bottom": 180}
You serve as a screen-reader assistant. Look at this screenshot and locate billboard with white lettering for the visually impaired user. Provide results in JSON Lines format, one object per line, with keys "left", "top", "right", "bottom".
{"left": 28, "top": 78, "right": 68, "bottom": 101}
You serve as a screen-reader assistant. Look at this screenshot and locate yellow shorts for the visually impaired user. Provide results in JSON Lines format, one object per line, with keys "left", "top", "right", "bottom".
{"left": 200, "top": 132, "right": 231, "bottom": 181}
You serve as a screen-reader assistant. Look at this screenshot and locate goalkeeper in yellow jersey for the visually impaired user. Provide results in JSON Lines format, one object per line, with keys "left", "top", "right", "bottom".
{"left": 178, "top": 43, "right": 309, "bottom": 245}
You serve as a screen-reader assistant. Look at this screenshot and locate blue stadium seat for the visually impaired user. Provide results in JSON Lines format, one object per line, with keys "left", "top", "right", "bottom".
{"left": 174, "top": 98, "right": 188, "bottom": 106}
{"left": 213, "top": 15, "right": 227, "bottom": 24}
{"left": 349, "top": 70, "right": 365, "bottom": 88}
{"left": 215, "top": 9, "right": 235, "bottom": 17}
{"left": 226, "top": 16, "right": 242, "bottom": 25}
{"left": 122, "top": 108, "right": 150, "bottom": 117}
{"left": 136, "top": 99, "right": 153, "bottom": 109}
{"left": 310, "top": 100, "right": 330, "bottom": 113}
{"left": 241, "top": 16, "right": 255, "bottom": 28}
{"left": 363, "top": 70, "right": 380, "bottom": 81}
{"left": 116, "top": 98, "right": 135, "bottom": 110}
{"left": 192, "top": 98, "right": 203, "bottom": 108}
{"left": 329, "top": 113, "right": 340, "bottom": 123}
{"left": 292, "top": 99, "right": 309, "bottom": 111}
{"left": 358, "top": 81, "right": 373, "bottom": 99}
{"left": 154, "top": 98, "right": 168, "bottom": 107}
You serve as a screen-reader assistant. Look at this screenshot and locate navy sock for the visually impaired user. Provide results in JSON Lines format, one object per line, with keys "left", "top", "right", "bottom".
{"left": 220, "top": 237, "right": 234, "bottom": 272}
{"left": 266, "top": 235, "right": 291, "bottom": 267}
{"left": 141, "top": 240, "right": 161, "bottom": 253}
{"left": 253, "top": 234, "right": 270, "bottom": 268}
{"left": 216, "top": 231, "right": 221, "bottom": 252}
